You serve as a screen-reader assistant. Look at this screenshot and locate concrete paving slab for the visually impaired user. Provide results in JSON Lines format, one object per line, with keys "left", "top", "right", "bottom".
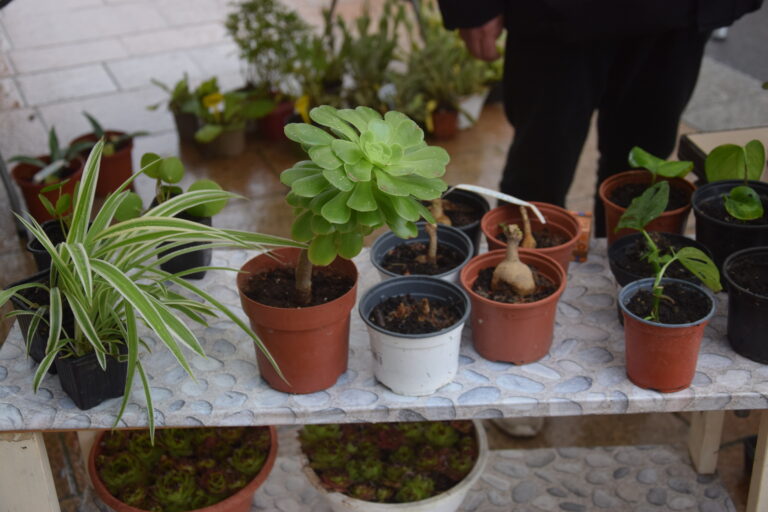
{"left": 155, "top": 0, "right": 231, "bottom": 27}
{"left": 185, "top": 42, "right": 241, "bottom": 78}
{"left": 0, "top": 108, "right": 49, "bottom": 159}
{"left": 0, "top": 77, "right": 23, "bottom": 110}
{"left": 120, "top": 22, "right": 228, "bottom": 57}
{"left": 16, "top": 64, "right": 117, "bottom": 106}
{"left": 9, "top": 39, "right": 128, "bottom": 74}
{"left": 107, "top": 52, "right": 202, "bottom": 91}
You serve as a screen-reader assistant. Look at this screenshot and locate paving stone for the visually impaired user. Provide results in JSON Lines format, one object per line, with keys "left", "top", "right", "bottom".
{"left": 593, "top": 489, "right": 621, "bottom": 508}
{"left": 647, "top": 487, "right": 668, "bottom": 506}
{"left": 560, "top": 503, "right": 587, "bottom": 512}
{"left": 512, "top": 481, "right": 537, "bottom": 503}
{"left": 613, "top": 467, "right": 630, "bottom": 479}
{"left": 669, "top": 477, "right": 694, "bottom": 494}
{"left": 525, "top": 450, "right": 556, "bottom": 468}
{"left": 548, "top": 487, "right": 568, "bottom": 498}
{"left": 669, "top": 495, "right": 698, "bottom": 510}
{"left": 16, "top": 64, "right": 117, "bottom": 105}
{"left": 587, "top": 469, "right": 611, "bottom": 485}
{"left": 9, "top": 39, "right": 128, "bottom": 74}
{"left": 107, "top": 52, "right": 202, "bottom": 90}
{"left": 638, "top": 468, "right": 658, "bottom": 484}
{"left": 120, "top": 23, "right": 228, "bottom": 56}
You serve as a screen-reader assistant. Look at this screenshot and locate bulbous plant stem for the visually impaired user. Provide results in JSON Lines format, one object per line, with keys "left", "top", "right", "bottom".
{"left": 295, "top": 249, "right": 313, "bottom": 306}
{"left": 425, "top": 222, "right": 438, "bottom": 266}
{"left": 491, "top": 224, "right": 536, "bottom": 295}
{"left": 520, "top": 206, "right": 536, "bottom": 249}
{"left": 432, "top": 198, "right": 451, "bottom": 226}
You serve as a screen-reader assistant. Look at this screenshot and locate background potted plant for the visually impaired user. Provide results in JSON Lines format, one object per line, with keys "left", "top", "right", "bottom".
{"left": 9, "top": 127, "right": 90, "bottom": 222}
{"left": 237, "top": 105, "right": 450, "bottom": 394}
{"left": 722, "top": 246, "right": 768, "bottom": 363}
{"left": 89, "top": 426, "right": 277, "bottom": 512}
{"left": 69, "top": 111, "right": 147, "bottom": 196}
{"left": 598, "top": 146, "right": 695, "bottom": 245}
{"left": 148, "top": 73, "right": 199, "bottom": 143}
{"left": 299, "top": 420, "right": 488, "bottom": 512}
{"left": 693, "top": 139, "right": 767, "bottom": 269}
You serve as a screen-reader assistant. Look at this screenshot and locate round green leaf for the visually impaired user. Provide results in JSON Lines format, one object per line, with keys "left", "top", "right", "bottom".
{"left": 705, "top": 144, "right": 744, "bottom": 182}
{"left": 185, "top": 179, "right": 227, "bottom": 217}
{"left": 114, "top": 192, "right": 144, "bottom": 221}
{"left": 310, "top": 214, "right": 334, "bottom": 235}
{"left": 337, "top": 231, "right": 363, "bottom": 259}
{"left": 346, "top": 181, "right": 377, "bottom": 212}
{"left": 159, "top": 157, "right": 184, "bottom": 184}
{"left": 285, "top": 123, "right": 334, "bottom": 146}
{"left": 320, "top": 190, "right": 352, "bottom": 224}
{"left": 291, "top": 209, "right": 314, "bottom": 242}
{"left": 141, "top": 152, "right": 163, "bottom": 179}
{"left": 724, "top": 185, "right": 764, "bottom": 221}
{"left": 308, "top": 234, "right": 337, "bottom": 266}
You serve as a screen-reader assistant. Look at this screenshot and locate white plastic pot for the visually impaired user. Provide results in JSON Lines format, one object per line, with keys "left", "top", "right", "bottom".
{"left": 301, "top": 420, "right": 489, "bottom": 512}
{"left": 359, "top": 276, "right": 470, "bottom": 396}
{"left": 458, "top": 88, "right": 489, "bottom": 130}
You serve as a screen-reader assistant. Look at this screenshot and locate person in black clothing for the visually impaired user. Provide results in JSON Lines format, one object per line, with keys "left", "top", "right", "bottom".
{"left": 438, "top": 0, "right": 763, "bottom": 237}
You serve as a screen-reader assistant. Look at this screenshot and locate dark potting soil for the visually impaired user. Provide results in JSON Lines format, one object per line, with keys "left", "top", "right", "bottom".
{"left": 698, "top": 196, "right": 768, "bottom": 226}
{"left": 380, "top": 242, "right": 464, "bottom": 276}
{"left": 30, "top": 222, "right": 66, "bottom": 251}
{"left": 727, "top": 254, "right": 768, "bottom": 296}
{"left": 625, "top": 283, "right": 711, "bottom": 324}
{"left": 472, "top": 266, "right": 557, "bottom": 304}
{"left": 243, "top": 267, "right": 354, "bottom": 308}
{"left": 369, "top": 295, "right": 461, "bottom": 334}
{"left": 613, "top": 233, "right": 700, "bottom": 282}
{"left": 610, "top": 182, "right": 688, "bottom": 210}
{"left": 497, "top": 227, "right": 569, "bottom": 248}
{"left": 421, "top": 198, "right": 482, "bottom": 227}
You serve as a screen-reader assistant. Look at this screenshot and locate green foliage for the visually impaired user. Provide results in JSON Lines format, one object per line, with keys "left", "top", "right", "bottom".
{"left": 615, "top": 181, "right": 669, "bottom": 233}
{"left": 9, "top": 127, "right": 94, "bottom": 182}
{"left": 194, "top": 89, "right": 275, "bottom": 143}
{"left": 147, "top": 73, "right": 197, "bottom": 114}
{"left": 705, "top": 140, "right": 766, "bottom": 220}
{"left": 628, "top": 146, "right": 693, "bottom": 183}
{"left": 80, "top": 112, "right": 147, "bottom": 156}
{"left": 282, "top": 106, "right": 449, "bottom": 265}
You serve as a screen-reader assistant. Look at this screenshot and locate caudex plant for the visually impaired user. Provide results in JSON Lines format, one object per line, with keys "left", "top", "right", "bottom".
{"left": 705, "top": 139, "right": 766, "bottom": 220}
{"left": 617, "top": 181, "right": 722, "bottom": 321}
{"left": 492, "top": 224, "right": 536, "bottom": 296}
{"left": 282, "top": 105, "right": 449, "bottom": 304}
{"left": 628, "top": 146, "right": 694, "bottom": 184}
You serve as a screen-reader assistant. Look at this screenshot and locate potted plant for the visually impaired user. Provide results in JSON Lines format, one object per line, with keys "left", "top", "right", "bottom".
{"left": 9, "top": 127, "right": 90, "bottom": 222}
{"left": 692, "top": 139, "right": 768, "bottom": 269}
{"left": 194, "top": 88, "right": 274, "bottom": 158}
{"left": 722, "top": 247, "right": 768, "bottom": 363}
{"left": 598, "top": 146, "right": 695, "bottom": 245}
{"left": 225, "top": 0, "right": 311, "bottom": 141}
{"left": 0, "top": 140, "right": 302, "bottom": 435}
{"left": 428, "top": 188, "right": 490, "bottom": 256}
{"left": 89, "top": 426, "right": 277, "bottom": 512}
{"left": 299, "top": 420, "right": 488, "bottom": 511}
{"left": 617, "top": 238, "right": 722, "bottom": 392}
{"left": 237, "top": 105, "right": 450, "bottom": 394}
{"left": 148, "top": 73, "right": 199, "bottom": 143}
{"left": 460, "top": 224, "right": 567, "bottom": 364}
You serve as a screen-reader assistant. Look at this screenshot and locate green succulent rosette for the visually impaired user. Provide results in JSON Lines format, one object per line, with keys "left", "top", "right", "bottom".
{"left": 282, "top": 106, "right": 449, "bottom": 265}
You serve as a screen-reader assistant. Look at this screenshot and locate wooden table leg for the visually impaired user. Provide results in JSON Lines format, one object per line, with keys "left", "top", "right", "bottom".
{"left": 688, "top": 410, "right": 725, "bottom": 474}
{"left": 77, "top": 430, "right": 97, "bottom": 471}
{"left": 747, "top": 410, "right": 768, "bottom": 512}
{"left": 0, "top": 432, "right": 60, "bottom": 512}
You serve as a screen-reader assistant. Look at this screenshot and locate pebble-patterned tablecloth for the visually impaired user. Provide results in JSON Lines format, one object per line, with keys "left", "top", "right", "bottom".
{"left": 1, "top": 240, "right": 767, "bottom": 431}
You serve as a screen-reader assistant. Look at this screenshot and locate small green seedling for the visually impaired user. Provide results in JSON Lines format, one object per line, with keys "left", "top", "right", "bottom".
{"left": 9, "top": 127, "right": 94, "bottom": 184}
{"left": 628, "top": 146, "right": 693, "bottom": 184}
{"left": 617, "top": 181, "right": 722, "bottom": 322}
{"left": 705, "top": 140, "right": 766, "bottom": 221}
{"left": 82, "top": 112, "right": 147, "bottom": 157}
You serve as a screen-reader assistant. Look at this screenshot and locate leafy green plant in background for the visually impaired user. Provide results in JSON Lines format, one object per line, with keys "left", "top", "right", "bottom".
{"left": 81, "top": 112, "right": 148, "bottom": 156}
{"left": 147, "top": 73, "right": 197, "bottom": 115}
{"left": 281, "top": 105, "right": 449, "bottom": 304}
{"left": 628, "top": 146, "right": 694, "bottom": 184}
{"left": 705, "top": 139, "right": 766, "bottom": 220}
{"left": 617, "top": 181, "right": 722, "bottom": 321}
{"left": 0, "top": 140, "right": 303, "bottom": 437}
{"left": 9, "top": 127, "right": 93, "bottom": 183}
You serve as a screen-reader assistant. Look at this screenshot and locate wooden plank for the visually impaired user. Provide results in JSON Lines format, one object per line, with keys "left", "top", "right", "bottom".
{"left": 747, "top": 411, "right": 768, "bottom": 512}
{"left": 76, "top": 430, "right": 97, "bottom": 471}
{"left": 688, "top": 410, "right": 725, "bottom": 474}
{"left": 0, "top": 432, "right": 60, "bottom": 512}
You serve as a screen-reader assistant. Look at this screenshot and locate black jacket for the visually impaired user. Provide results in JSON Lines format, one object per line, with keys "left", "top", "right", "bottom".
{"left": 438, "top": 0, "right": 763, "bottom": 41}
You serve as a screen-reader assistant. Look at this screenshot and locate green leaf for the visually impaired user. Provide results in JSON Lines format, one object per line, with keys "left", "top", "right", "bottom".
{"left": 308, "top": 234, "right": 337, "bottom": 265}
{"left": 656, "top": 161, "right": 693, "bottom": 179}
{"left": 308, "top": 188, "right": 338, "bottom": 214}
{"left": 284, "top": 123, "right": 335, "bottom": 146}
{"left": 37, "top": 195, "right": 56, "bottom": 218}
{"left": 322, "top": 168, "right": 354, "bottom": 192}
{"left": 628, "top": 146, "right": 665, "bottom": 173}
{"left": 355, "top": 106, "right": 383, "bottom": 124}
{"left": 285, "top": 192, "right": 311, "bottom": 208}
{"left": 366, "top": 119, "right": 391, "bottom": 143}
{"left": 385, "top": 110, "right": 424, "bottom": 148}
{"left": 357, "top": 209, "right": 385, "bottom": 227}
{"left": 320, "top": 190, "right": 353, "bottom": 224}
{"left": 724, "top": 185, "right": 764, "bottom": 220}
{"left": 706, "top": 144, "right": 745, "bottom": 182}
{"left": 159, "top": 157, "right": 184, "bottom": 183}
{"left": 114, "top": 192, "right": 144, "bottom": 221}
{"left": 331, "top": 139, "right": 363, "bottom": 164}
{"left": 337, "top": 231, "right": 363, "bottom": 259}
{"left": 291, "top": 209, "right": 314, "bottom": 242}
{"left": 281, "top": 165, "right": 322, "bottom": 186}
{"left": 292, "top": 173, "right": 330, "bottom": 197}
{"left": 344, "top": 160, "right": 373, "bottom": 182}
{"left": 241, "top": 98, "right": 275, "bottom": 119}
{"left": 140, "top": 152, "right": 163, "bottom": 179}
{"left": 616, "top": 181, "right": 669, "bottom": 232}
{"left": 54, "top": 194, "right": 72, "bottom": 216}
{"left": 186, "top": 179, "right": 227, "bottom": 217}
{"left": 308, "top": 145, "right": 344, "bottom": 170}
{"left": 676, "top": 247, "right": 722, "bottom": 292}
{"left": 397, "top": 146, "right": 450, "bottom": 178}
{"left": 310, "top": 214, "right": 334, "bottom": 235}
{"left": 390, "top": 196, "right": 422, "bottom": 222}
{"left": 310, "top": 106, "right": 358, "bottom": 141}
{"left": 335, "top": 109, "right": 369, "bottom": 133}
{"left": 195, "top": 124, "right": 224, "bottom": 143}
{"left": 374, "top": 169, "right": 446, "bottom": 199}
{"left": 745, "top": 140, "right": 766, "bottom": 181}
{"left": 346, "top": 181, "right": 377, "bottom": 212}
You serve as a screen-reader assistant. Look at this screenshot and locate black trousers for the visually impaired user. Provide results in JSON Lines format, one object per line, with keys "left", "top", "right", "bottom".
{"left": 500, "top": 27, "right": 710, "bottom": 236}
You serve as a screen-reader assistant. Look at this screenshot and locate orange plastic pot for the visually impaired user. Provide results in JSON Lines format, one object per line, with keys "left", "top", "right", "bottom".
{"left": 237, "top": 248, "right": 357, "bottom": 394}
{"left": 619, "top": 278, "right": 716, "bottom": 393}
{"left": 88, "top": 426, "right": 278, "bottom": 512}
{"left": 431, "top": 109, "right": 458, "bottom": 139}
{"left": 598, "top": 170, "right": 695, "bottom": 245}
{"left": 480, "top": 202, "right": 580, "bottom": 272}
{"left": 260, "top": 101, "right": 294, "bottom": 141}
{"left": 71, "top": 131, "right": 134, "bottom": 196}
{"left": 11, "top": 156, "right": 84, "bottom": 222}
{"left": 459, "top": 249, "right": 566, "bottom": 364}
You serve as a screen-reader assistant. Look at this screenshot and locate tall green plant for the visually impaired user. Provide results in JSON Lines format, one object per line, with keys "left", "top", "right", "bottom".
{"left": 628, "top": 146, "right": 693, "bottom": 184}
{"left": 705, "top": 140, "right": 766, "bottom": 220}
{"left": 281, "top": 105, "right": 449, "bottom": 304}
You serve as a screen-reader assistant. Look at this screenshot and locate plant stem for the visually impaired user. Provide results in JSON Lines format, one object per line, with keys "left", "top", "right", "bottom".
{"left": 641, "top": 229, "right": 661, "bottom": 274}
{"left": 519, "top": 206, "right": 536, "bottom": 249}
{"left": 650, "top": 256, "right": 678, "bottom": 322}
{"left": 295, "top": 249, "right": 313, "bottom": 306}
{"left": 425, "top": 222, "right": 438, "bottom": 266}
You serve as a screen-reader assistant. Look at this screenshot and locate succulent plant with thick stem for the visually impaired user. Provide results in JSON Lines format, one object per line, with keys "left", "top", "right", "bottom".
{"left": 491, "top": 224, "right": 536, "bottom": 295}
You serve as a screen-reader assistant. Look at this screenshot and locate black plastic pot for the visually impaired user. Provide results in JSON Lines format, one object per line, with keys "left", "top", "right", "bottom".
{"left": 608, "top": 232, "right": 713, "bottom": 287}
{"left": 8, "top": 270, "right": 55, "bottom": 371}
{"left": 173, "top": 112, "right": 199, "bottom": 143}
{"left": 693, "top": 180, "right": 768, "bottom": 270}
{"left": 26, "top": 220, "right": 66, "bottom": 271}
{"left": 723, "top": 247, "right": 768, "bottom": 363}
{"left": 55, "top": 348, "right": 128, "bottom": 410}
{"left": 370, "top": 223, "right": 473, "bottom": 282}
{"left": 440, "top": 189, "right": 490, "bottom": 256}
{"left": 158, "top": 211, "right": 212, "bottom": 280}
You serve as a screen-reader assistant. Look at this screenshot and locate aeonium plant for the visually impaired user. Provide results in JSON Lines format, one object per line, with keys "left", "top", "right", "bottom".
{"left": 281, "top": 105, "right": 450, "bottom": 304}
{"left": 617, "top": 181, "right": 722, "bottom": 321}
{"left": 628, "top": 146, "right": 694, "bottom": 184}
{"left": 705, "top": 139, "right": 766, "bottom": 220}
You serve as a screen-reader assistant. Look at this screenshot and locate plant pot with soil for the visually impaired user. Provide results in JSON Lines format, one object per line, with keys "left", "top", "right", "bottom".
{"left": 359, "top": 276, "right": 470, "bottom": 395}
{"left": 424, "top": 189, "right": 489, "bottom": 256}
{"left": 89, "top": 426, "right": 277, "bottom": 512}
{"left": 480, "top": 201, "right": 580, "bottom": 271}
{"left": 370, "top": 223, "right": 473, "bottom": 283}
{"left": 723, "top": 247, "right": 768, "bottom": 363}
{"left": 598, "top": 147, "right": 695, "bottom": 245}
{"left": 460, "top": 225, "right": 567, "bottom": 364}
{"left": 149, "top": 74, "right": 201, "bottom": 143}
{"left": 241, "top": 105, "right": 451, "bottom": 393}
{"left": 299, "top": 419, "right": 488, "bottom": 512}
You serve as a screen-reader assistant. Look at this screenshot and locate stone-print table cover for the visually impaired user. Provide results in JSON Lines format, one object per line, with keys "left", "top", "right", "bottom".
{"left": 1, "top": 240, "right": 767, "bottom": 431}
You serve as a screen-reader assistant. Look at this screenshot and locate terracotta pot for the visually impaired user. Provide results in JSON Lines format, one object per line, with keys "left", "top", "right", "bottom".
{"left": 200, "top": 128, "right": 246, "bottom": 159}
{"left": 237, "top": 248, "right": 357, "bottom": 393}
{"left": 431, "top": 109, "right": 458, "bottom": 139}
{"left": 260, "top": 101, "right": 294, "bottom": 141}
{"left": 598, "top": 170, "right": 695, "bottom": 245}
{"left": 70, "top": 131, "right": 134, "bottom": 196}
{"left": 459, "top": 249, "right": 566, "bottom": 364}
{"left": 618, "top": 278, "right": 716, "bottom": 393}
{"left": 11, "top": 156, "right": 84, "bottom": 223}
{"left": 174, "top": 111, "right": 199, "bottom": 143}
{"left": 88, "top": 426, "right": 278, "bottom": 512}
{"left": 480, "top": 202, "right": 580, "bottom": 271}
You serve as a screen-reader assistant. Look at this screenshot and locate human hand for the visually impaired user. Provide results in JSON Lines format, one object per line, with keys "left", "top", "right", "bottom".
{"left": 459, "top": 15, "right": 504, "bottom": 61}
